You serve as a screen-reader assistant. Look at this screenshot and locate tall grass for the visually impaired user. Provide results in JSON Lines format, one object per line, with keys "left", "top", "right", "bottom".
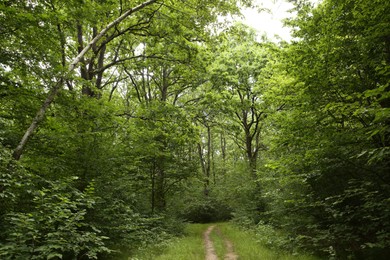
{"left": 129, "top": 223, "right": 206, "bottom": 260}
{"left": 217, "top": 222, "right": 319, "bottom": 260}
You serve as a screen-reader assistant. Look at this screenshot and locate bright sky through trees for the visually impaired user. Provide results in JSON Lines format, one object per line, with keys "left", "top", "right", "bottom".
{"left": 240, "top": 0, "right": 295, "bottom": 41}
{"left": 239, "top": 0, "right": 321, "bottom": 41}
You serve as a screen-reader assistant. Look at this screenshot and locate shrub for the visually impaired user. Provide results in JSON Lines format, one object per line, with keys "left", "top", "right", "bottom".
{"left": 0, "top": 176, "right": 110, "bottom": 259}
{"left": 180, "top": 196, "right": 232, "bottom": 223}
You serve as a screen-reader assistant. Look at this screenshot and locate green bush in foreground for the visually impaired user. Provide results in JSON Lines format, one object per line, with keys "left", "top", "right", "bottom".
{"left": 0, "top": 164, "right": 110, "bottom": 259}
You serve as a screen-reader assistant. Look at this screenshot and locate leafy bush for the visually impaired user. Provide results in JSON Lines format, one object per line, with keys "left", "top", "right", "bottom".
{"left": 179, "top": 196, "right": 232, "bottom": 223}
{"left": 0, "top": 175, "right": 110, "bottom": 259}
{"left": 89, "top": 192, "right": 186, "bottom": 258}
{"left": 318, "top": 180, "right": 390, "bottom": 259}
{"left": 1, "top": 146, "right": 35, "bottom": 241}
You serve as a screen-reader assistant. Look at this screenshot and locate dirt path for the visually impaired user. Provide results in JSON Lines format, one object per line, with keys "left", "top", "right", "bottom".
{"left": 224, "top": 238, "right": 238, "bottom": 260}
{"left": 203, "top": 225, "right": 238, "bottom": 260}
{"left": 204, "top": 225, "right": 218, "bottom": 260}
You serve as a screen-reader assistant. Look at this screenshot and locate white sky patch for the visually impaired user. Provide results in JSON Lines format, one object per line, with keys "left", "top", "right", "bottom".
{"left": 238, "top": 0, "right": 321, "bottom": 42}
{"left": 239, "top": 0, "right": 295, "bottom": 41}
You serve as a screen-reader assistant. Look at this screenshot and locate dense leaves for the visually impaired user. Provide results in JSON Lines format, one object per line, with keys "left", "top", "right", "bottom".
{"left": 0, "top": 0, "right": 251, "bottom": 258}
{"left": 257, "top": 0, "right": 390, "bottom": 258}
{"left": 1, "top": 0, "right": 389, "bottom": 259}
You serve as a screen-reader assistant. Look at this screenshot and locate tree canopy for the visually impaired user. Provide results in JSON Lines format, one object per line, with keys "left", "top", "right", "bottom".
{"left": 1, "top": 0, "right": 389, "bottom": 259}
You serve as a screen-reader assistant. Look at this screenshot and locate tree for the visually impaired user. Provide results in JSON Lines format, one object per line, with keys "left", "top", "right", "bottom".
{"left": 9, "top": 0, "right": 159, "bottom": 160}
{"left": 1, "top": 0, "right": 258, "bottom": 257}
{"left": 209, "top": 24, "right": 276, "bottom": 177}
{"left": 258, "top": 0, "right": 390, "bottom": 257}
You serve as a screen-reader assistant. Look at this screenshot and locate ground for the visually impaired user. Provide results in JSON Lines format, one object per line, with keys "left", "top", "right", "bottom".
{"left": 204, "top": 225, "right": 238, "bottom": 260}
{"left": 130, "top": 222, "right": 319, "bottom": 260}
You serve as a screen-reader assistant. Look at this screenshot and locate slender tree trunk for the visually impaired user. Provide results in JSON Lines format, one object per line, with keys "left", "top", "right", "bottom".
{"left": 249, "top": 155, "right": 257, "bottom": 179}
{"left": 151, "top": 161, "right": 156, "bottom": 214}
{"left": 221, "top": 132, "right": 226, "bottom": 163}
{"left": 151, "top": 156, "right": 166, "bottom": 213}
{"left": 12, "top": 83, "right": 61, "bottom": 160}
{"left": 197, "top": 124, "right": 212, "bottom": 195}
{"left": 197, "top": 143, "right": 209, "bottom": 195}
{"left": 207, "top": 126, "right": 215, "bottom": 184}
{"left": 12, "top": 0, "right": 158, "bottom": 160}
{"left": 154, "top": 166, "right": 166, "bottom": 212}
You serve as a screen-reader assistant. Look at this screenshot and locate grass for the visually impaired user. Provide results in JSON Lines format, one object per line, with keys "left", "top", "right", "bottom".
{"left": 129, "top": 222, "right": 320, "bottom": 260}
{"left": 129, "top": 223, "right": 206, "bottom": 260}
{"left": 217, "top": 222, "right": 319, "bottom": 260}
{"left": 209, "top": 226, "right": 227, "bottom": 258}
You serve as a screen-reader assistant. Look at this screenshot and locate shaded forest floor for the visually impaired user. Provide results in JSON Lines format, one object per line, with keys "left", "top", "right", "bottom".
{"left": 130, "top": 223, "right": 319, "bottom": 260}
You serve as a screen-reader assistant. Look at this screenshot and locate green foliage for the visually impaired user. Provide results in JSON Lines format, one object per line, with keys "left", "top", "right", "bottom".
{"left": 0, "top": 147, "right": 35, "bottom": 241}
{"left": 179, "top": 195, "right": 232, "bottom": 223}
{"left": 254, "top": 0, "right": 390, "bottom": 258}
{"left": 1, "top": 0, "right": 260, "bottom": 258}
{"left": 130, "top": 223, "right": 207, "bottom": 260}
{"left": 3, "top": 0, "right": 246, "bottom": 253}
{"left": 0, "top": 172, "right": 110, "bottom": 259}
{"left": 3, "top": 0, "right": 389, "bottom": 258}
{"left": 89, "top": 184, "right": 186, "bottom": 258}
{"left": 217, "top": 223, "right": 318, "bottom": 260}
{"left": 254, "top": 221, "right": 292, "bottom": 251}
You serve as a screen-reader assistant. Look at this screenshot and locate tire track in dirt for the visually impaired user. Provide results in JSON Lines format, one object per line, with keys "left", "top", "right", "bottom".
{"left": 203, "top": 225, "right": 238, "bottom": 260}
{"left": 204, "top": 225, "right": 218, "bottom": 260}
{"left": 223, "top": 238, "right": 238, "bottom": 260}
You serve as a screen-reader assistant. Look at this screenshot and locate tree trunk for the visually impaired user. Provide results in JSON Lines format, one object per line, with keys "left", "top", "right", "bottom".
{"left": 154, "top": 164, "right": 166, "bottom": 212}
{"left": 152, "top": 160, "right": 166, "bottom": 213}
{"left": 12, "top": 82, "right": 61, "bottom": 160}
{"left": 221, "top": 132, "right": 226, "bottom": 163}
{"left": 151, "top": 162, "right": 156, "bottom": 214}
{"left": 248, "top": 155, "right": 257, "bottom": 179}
{"left": 197, "top": 124, "right": 212, "bottom": 195}
{"left": 197, "top": 143, "right": 209, "bottom": 196}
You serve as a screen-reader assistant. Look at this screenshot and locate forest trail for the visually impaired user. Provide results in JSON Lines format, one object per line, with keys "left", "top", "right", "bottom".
{"left": 131, "top": 222, "right": 318, "bottom": 259}
{"left": 204, "top": 225, "right": 238, "bottom": 260}
{"left": 223, "top": 238, "right": 238, "bottom": 260}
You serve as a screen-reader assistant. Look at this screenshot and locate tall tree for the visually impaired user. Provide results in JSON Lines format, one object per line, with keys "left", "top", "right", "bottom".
{"left": 209, "top": 24, "right": 275, "bottom": 177}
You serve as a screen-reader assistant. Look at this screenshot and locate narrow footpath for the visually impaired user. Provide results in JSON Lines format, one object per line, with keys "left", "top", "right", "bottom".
{"left": 204, "top": 225, "right": 238, "bottom": 260}
{"left": 130, "top": 222, "right": 318, "bottom": 259}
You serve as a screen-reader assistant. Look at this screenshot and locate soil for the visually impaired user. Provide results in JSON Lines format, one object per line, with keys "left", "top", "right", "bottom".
{"left": 224, "top": 239, "right": 238, "bottom": 260}
{"left": 203, "top": 225, "right": 238, "bottom": 260}
{"left": 204, "top": 225, "right": 218, "bottom": 260}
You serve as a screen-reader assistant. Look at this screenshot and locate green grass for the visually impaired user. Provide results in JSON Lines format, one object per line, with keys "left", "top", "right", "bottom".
{"left": 129, "top": 223, "right": 206, "bottom": 260}
{"left": 209, "top": 226, "right": 227, "bottom": 258}
{"left": 129, "top": 222, "right": 320, "bottom": 260}
{"left": 217, "top": 222, "right": 319, "bottom": 260}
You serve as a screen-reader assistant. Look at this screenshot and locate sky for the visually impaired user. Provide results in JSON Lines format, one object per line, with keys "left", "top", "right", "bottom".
{"left": 238, "top": 0, "right": 320, "bottom": 41}
{"left": 239, "top": 0, "right": 295, "bottom": 41}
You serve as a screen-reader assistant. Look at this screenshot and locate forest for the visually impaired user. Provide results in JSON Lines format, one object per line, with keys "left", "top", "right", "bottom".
{"left": 0, "top": 0, "right": 389, "bottom": 259}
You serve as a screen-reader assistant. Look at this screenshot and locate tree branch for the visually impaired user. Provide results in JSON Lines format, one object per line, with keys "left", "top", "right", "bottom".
{"left": 12, "top": 0, "right": 159, "bottom": 160}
